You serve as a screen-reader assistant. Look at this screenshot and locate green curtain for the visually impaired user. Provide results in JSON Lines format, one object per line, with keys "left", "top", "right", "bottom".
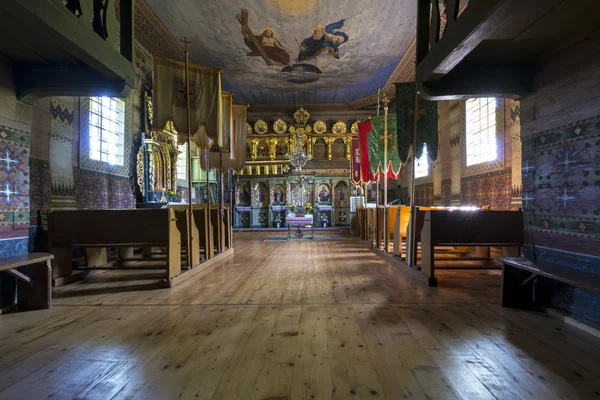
{"left": 395, "top": 83, "right": 438, "bottom": 162}
{"left": 369, "top": 114, "right": 401, "bottom": 176}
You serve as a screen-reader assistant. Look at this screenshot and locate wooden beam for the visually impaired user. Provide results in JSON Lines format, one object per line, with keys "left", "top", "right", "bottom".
{"left": 15, "top": 64, "right": 131, "bottom": 104}
{"left": 418, "top": 63, "right": 533, "bottom": 100}
{"left": 120, "top": 0, "right": 135, "bottom": 62}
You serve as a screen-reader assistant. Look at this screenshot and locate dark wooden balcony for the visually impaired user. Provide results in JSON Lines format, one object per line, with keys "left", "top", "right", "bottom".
{"left": 0, "top": 0, "right": 135, "bottom": 105}
{"left": 416, "top": 0, "right": 599, "bottom": 100}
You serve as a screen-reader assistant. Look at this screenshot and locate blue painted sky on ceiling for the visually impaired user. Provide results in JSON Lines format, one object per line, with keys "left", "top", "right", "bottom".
{"left": 146, "top": 0, "right": 416, "bottom": 105}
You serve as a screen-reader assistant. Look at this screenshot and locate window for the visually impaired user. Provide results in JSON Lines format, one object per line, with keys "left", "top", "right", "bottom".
{"left": 177, "top": 143, "right": 187, "bottom": 181}
{"left": 89, "top": 97, "right": 125, "bottom": 165}
{"left": 415, "top": 144, "right": 429, "bottom": 178}
{"left": 466, "top": 98, "right": 497, "bottom": 166}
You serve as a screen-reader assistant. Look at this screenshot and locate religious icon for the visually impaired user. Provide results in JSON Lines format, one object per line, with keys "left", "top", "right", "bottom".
{"left": 257, "top": 142, "right": 269, "bottom": 158}
{"left": 318, "top": 185, "right": 330, "bottom": 203}
{"left": 339, "top": 187, "right": 345, "bottom": 202}
{"left": 276, "top": 142, "right": 288, "bottom": 157}
{"left": 239, "top": 185, "right": 251, "bottom": 205}
{"left": 274, "top": 186, "right": 284, "bottom": 204}
{"left": 237, "top": 9, "right": 292, "bottom": 66}
{"left": 298, "top": 20, "right": 348, "bottom": 62}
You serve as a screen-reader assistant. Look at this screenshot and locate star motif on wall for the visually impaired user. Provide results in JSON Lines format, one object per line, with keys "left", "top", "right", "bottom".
{"left": 578, "top": 223, "right": 587, "bottom": 232}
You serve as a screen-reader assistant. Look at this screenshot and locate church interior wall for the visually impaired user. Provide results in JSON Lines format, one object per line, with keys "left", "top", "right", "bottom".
{"left": 519, "top": 32, "right": 600, "bottom": 323}
{"left": 0, "top": 55, "right": 33, "bottom": 308}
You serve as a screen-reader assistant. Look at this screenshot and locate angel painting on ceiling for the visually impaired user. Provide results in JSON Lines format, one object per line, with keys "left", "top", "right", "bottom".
{"left": 298, "top": 21, "right": 348, "bottom": 62}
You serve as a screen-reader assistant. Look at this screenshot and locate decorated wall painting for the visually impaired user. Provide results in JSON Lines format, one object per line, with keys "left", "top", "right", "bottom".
{"left": 254, "top": 182, "right": 269, "bottom": 207}
{"left": 237, "top": 183, "right": 252, "bottom": 206}
{"left": 317, "top": 184, "right": 331, "bottom": 204}
{"left": 271, "top": 184, "right": 285, "bottom": 204}
{"left": 335, "top": 181, "right": 349, "bottom": 207}
{"left": 275, "top": 140, "right": 288, "bottom": 158}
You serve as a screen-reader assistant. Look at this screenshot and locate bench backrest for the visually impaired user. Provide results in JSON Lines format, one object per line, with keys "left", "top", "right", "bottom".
{"left": 48, "top": 209, "right": 176, "bottom": 246}
{"left": 424, "top": 210, "right": 524, "bottom": 245}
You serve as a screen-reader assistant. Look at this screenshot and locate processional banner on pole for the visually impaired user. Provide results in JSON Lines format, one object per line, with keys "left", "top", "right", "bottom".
{"left": 152, "top": 56, "right": 222, "bottom": 149}
{"left": 369, "top": 114, "right": 401, "bottom": 179}
{"left": 358, "top": 120, "right": 378, "bottom": 183}
{"left": 395, "top": 82, "right": 438, "bottom": 162}
{"left": 202, "top": 92, "right": 234, "bottom": 171}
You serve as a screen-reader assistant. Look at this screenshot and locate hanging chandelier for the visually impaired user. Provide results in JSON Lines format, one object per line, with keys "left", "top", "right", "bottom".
{"left": 286, "top": 127, "right": 312, "bottom": 171}
{"left": 285, "top": 107, "right": 312, "bottom": 171}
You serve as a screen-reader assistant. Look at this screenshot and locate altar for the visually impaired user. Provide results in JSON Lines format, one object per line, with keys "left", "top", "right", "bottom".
{"left": 286, "top": 214, "right": 314, "bottom": 240}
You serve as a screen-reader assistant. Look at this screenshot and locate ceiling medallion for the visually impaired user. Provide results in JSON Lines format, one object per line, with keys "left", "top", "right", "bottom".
{"left": 293, "top": 108, "right": 310, "bottom": 126}
{"left": 332, "top": 121, "right": 347, "bottom": 134}
{"left": 351, "top": 121, "right": 359, "bottom": 134}
{"left": 313, "top": 120, "right": 326, "bottom": 134}
{"left": 254, "top": 120, "right": 268, "bottom": 134}
{"left": 246, "top": 122, "right": 253, "bottom": 135}
{"left": 273, "top": 119, "right": 287, "bottom": 134}
{"left": 288, "top": 125, "right": 296, "bottom": 134}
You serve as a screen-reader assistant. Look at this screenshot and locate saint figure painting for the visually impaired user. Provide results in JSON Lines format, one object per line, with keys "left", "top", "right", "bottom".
{"left": 237, "top": 9, "right": 292, "bottom": 66}
{"left": 298, "top": 20, "right": 348, "bottom": 62}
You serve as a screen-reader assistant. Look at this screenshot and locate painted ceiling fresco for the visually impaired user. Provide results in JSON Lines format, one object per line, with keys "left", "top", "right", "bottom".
{"left": 145, "top": 0, "right": 416, "bottom": 104}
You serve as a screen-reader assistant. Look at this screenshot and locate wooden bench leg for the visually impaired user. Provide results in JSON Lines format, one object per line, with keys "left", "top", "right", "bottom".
{"left": 501, "top": 263, "right": 536, "bottom": 309}
{"left": 118, "top": 247, "right": 134, "bottom": 260}
{"left": 16, "top": 261, "right": 52, "bottom": 311}
{"left": 86, "top": 248, "right": 107, "bottom": 267}
{"left": 50, "top": 246, "right": 72, "bottom": 279}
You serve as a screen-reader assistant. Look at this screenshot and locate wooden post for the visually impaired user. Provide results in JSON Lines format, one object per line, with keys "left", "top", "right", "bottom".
{"left": 407, "top": 84, "right": 419, "bottom": 267}
{"left": 181, "top": 36, "right": 195, "bottom": 268}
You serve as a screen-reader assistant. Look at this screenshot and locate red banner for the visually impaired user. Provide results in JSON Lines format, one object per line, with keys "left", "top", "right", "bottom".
{"left": 358, "top": 120, "right": 378, "bottom": 182}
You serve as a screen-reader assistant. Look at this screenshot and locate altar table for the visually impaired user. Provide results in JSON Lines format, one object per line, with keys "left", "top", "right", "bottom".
{"left": 286, "top": 215, "right": 314, "bottom": 240}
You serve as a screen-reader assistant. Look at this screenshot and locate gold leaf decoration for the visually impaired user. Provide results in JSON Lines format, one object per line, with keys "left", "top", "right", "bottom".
{"left": 332, "top": 121, "right": 347, "bottom": 134}
{"left": 351, "top": 121, "right": 359, "bottom": 134}
{"left": 246, "top": 122, "right": 253, "bottom": 135}
{"left": 254, "top": 120, "right": 268, "bottom": 134}
{"left": 305, "top": 124, "right": 312, "bottom": 133}
{"left": 273, "top": 119, "right": 288, "bottom": 134}
{"left": 313, "top": 120, "right": 327, "bottom": 134}
{"left": 289, "top": 125, "right": 296, "bottom": 134}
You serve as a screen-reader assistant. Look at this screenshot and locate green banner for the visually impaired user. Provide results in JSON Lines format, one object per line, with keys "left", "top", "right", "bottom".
{"left": 368, "top": 114, "right": 401, "bottom": 177}
{"left": 395, "top": 83, "right": 438, "bottom": 162}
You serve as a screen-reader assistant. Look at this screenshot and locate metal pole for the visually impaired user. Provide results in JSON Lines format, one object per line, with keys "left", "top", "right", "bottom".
{"left": 383, "top": 96, "right": 389, "bottom": 252}
{"left": 182, "top": 37, "right": 194, "bottom": 268}
{"left": 407, "top": 85, "right": 419, "bottom": 267}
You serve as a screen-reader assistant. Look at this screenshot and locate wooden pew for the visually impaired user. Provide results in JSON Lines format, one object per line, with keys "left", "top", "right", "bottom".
{"left": 0, "top": 253, "right": 53, "bottom": 311}
{"left": 420, "top": 210, "right": 523, "bottom": 286}
{"left": 499, "top": 257, "right": 600, "bottom": 309}
{"left": 210, "top": 205, "right": 226, "bottom": 254}
{"left": 48, "top": 209, "right": 181, "bottom": 282}
{"left": 392, "top": 206, "right": 442, "bottom": 257}
{"left": 169, "top": 205, "right": 214, "bottom": 261}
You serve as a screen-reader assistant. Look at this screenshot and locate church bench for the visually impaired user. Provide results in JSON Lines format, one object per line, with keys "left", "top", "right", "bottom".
{"left": 499, "top": 256, "right": 600, "bottom": 309}
{"left": 47, "top": 209, "right": 181, "bottom": 283}
{"left": 0, "top": 253, "right": 53, "bottom": 311}
{"left": 169, "top": 204, "right": 215, "bottom": 261}
{"left": 420, "top": 210, "right": 524, "bottom": 286}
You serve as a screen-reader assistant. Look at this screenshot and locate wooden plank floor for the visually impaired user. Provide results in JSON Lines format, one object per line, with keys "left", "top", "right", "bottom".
{"left": 1, "top": 232, "right": 600, "bottom": 399}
